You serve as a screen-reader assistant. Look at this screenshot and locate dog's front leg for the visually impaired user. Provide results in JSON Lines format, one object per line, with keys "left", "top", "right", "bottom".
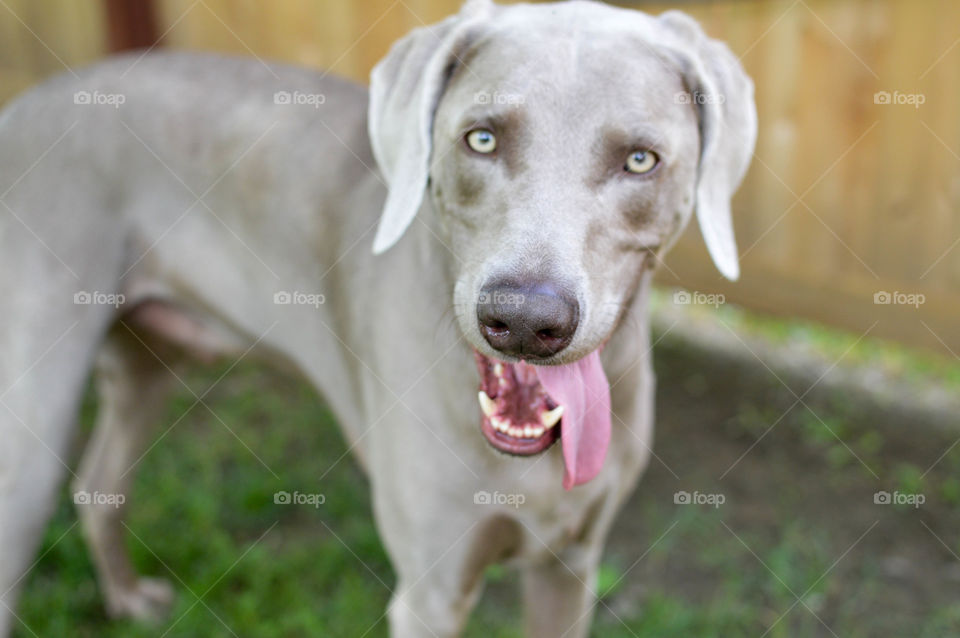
{"left": 372, "top": 474, "right": 516, "bottom": 638}
{"left": 522, "top": 542, "right": 603, "bottom": 638}
{"left": 382, "top": 518, "right": 493, "bottom": 638}
{"left": 387, "top": 575, "right": 481, "bottom": 638}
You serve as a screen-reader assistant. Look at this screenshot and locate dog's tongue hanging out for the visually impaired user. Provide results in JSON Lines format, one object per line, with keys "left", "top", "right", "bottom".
{"left": 536, "top": 351, "right": 611, "bottom": 489}
{"left": 474, "top": 350, "right": 611, "bottom": 489}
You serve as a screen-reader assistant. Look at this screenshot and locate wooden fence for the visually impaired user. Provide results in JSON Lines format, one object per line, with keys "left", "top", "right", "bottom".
{"left": 1, "top": 0, "right": 958, "bottom": 355}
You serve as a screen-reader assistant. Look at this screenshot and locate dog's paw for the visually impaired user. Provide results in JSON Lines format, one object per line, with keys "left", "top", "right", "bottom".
{"left": 106, "top": 577, "right": 175, "bottom": 621}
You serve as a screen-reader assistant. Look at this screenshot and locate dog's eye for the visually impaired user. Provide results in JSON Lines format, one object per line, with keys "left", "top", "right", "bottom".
{"left": 465, "top": 129, "right": 497, "bottom": 154}
{"left": 624, "top": 150, "right": 658, "bottom": 174}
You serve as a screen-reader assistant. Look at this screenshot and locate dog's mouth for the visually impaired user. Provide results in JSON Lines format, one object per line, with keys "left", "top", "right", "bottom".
{"left": 472, "top": 348, "right": 613, "bottom": 490}
{"left": 474, "top": 350, "right": 563, "bottom": 456}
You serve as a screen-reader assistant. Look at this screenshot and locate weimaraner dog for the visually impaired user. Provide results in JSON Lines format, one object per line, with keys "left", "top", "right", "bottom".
{"left": 0, "top": 0, "right": 755, "bottom": 635}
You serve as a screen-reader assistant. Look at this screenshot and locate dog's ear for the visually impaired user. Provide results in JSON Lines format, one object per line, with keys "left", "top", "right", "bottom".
{"left": 368, "top": 2, "right": 492, "bottom": 254}
{"left": 659, "top": 11, "right": 757, "bottom": 281}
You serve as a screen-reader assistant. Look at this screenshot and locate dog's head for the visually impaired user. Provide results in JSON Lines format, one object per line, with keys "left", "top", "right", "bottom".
{"left": 368, "top": 0, "right": 756, "bottom": 488}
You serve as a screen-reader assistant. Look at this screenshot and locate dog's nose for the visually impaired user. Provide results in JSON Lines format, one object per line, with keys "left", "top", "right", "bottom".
{"left": 477, "top": 279, "right": 579, "bottom": 359}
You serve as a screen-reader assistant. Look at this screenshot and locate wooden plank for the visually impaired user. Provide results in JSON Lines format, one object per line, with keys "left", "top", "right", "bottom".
{"left": 104, "top": 0, "right": 160, "bottom": 52}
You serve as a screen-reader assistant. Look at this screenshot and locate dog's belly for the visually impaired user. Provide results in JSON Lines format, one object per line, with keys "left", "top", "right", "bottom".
{"left": 122, "top": 299, "right": 247, "bottom": 363}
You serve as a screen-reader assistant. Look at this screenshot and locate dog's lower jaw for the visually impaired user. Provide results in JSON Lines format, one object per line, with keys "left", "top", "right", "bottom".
{"left": 474, "top": 350, "right": 562, "bottom": 455}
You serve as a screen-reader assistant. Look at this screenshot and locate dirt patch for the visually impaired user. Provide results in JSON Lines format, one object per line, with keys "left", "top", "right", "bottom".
{"left": 598, "top": 329, "right": 960, "bottom": 636}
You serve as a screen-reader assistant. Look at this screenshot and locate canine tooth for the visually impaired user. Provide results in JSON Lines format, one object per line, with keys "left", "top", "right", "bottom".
{"left": 494, "top": 363, "right": 504, "bottom": 376}
{"left": 541, "top": 406, "right": 564, "bottom": 428}
{"left": 478, "top": 391, "right": 496, "bottom": 417}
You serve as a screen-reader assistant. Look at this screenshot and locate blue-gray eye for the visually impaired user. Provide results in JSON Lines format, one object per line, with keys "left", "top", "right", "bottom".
{"left": 466, "top": 129, "right": 497, "bottom": 153}
{"left": 625, "top": 150, "right": 658, "bottom": 174}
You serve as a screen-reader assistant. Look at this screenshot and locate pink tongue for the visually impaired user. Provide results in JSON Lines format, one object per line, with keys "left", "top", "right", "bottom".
{"left": 535, "top": 350, "right": 611, "bottom": 490}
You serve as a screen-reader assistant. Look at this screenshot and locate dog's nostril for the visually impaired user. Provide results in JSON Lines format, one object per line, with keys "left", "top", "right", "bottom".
{"left": 535, "top": 329, "right": 560, "bottom": 341}
{"left": 486, "top": 320, "right": 509, "bottom": 332}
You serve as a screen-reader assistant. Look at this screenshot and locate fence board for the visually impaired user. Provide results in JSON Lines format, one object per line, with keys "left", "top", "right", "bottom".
{"left": 0, "top": 0, "right": 105, "bottom": 102}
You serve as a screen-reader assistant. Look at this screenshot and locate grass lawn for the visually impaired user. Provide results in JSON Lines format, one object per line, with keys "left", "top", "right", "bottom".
{"left": 13, "top": 300, "right": 960, "bottom": 637}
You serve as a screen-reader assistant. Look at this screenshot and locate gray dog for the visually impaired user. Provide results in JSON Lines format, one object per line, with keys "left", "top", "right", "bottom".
{"left": 0, "top": 0, "right": 755, "bottom": 635}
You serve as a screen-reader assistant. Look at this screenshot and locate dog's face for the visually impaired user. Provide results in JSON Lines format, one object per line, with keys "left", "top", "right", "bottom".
{"left": 431, "top": 29, "right": 700, "bottom": 364}
{"left": 370, "top": 0, "right": 755, "bottom": 364}
{"left": 368, "top": 0, "right": 755, "bottom": 485}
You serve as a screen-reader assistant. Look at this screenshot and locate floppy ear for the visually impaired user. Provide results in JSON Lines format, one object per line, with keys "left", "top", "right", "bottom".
{"left": 368, "top": 1, "right": 492, "bottom": 254}
{"left": 659, "top": 11, "right": 757, "bottom": 281}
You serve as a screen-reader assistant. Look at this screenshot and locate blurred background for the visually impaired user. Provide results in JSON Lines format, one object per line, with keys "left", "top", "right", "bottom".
{"left": 3, "top": 1, "right": 960, "bottom": 636}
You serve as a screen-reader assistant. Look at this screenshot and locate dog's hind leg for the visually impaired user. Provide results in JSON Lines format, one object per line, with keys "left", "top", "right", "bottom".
{"left": 0, "top": 311, "right": 111, "bottom": 638}
{"left": 72, "top": 325, "right": 181, "bottom": 622}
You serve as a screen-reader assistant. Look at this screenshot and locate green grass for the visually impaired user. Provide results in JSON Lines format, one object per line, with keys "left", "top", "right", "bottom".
{"left": 10, "top": 363, "right": 826, "bottom": 638}
{"left": 12, "top": 302, "right": 960, "bottom": 636}
{"left": 17, "top": 370, "right": 398, "bottom": 638}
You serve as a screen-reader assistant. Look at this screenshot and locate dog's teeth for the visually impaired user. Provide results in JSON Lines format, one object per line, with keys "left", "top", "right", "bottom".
{"left": 494, "top": 363, "right": 504, "bottom": 377}
{"left": 541, "top": 406, "right": 564, "bottom": 428}
{"left": 523, "top": 426, "right": 534, "bottom": 438}
{"left": 478, "top": 391, "right": 496, "bottom": 417}
{"left": 508, "top": 426, "right": 523, "bottom": 438}
{"left": 531, "top": 426, "right": 544, "bottom": 438}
